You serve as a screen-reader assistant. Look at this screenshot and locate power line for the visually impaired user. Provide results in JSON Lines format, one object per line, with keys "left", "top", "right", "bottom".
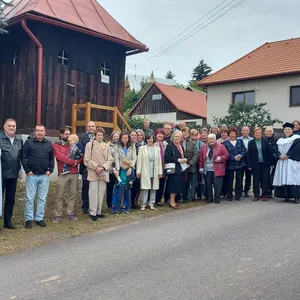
{"left": 147, "top": 0, "right": 246, "bottom": 62}
{"left": 148, "top": 0, "right": 229, "bottom": 56}
{"left": 127, "top": 0, "right": 233, "bottom": 72}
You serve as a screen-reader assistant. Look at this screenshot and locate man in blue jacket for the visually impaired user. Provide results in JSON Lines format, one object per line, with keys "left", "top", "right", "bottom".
{"left": 0, "top": 119, "right": 23, "bottom": 229}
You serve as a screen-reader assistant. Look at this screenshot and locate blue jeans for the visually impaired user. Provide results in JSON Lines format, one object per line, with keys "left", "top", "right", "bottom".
{"left": 113, "top": 185, "right": 131, "bottom": 213}
{"left": 25, "top": 175, "right": 50, "bottom": 221}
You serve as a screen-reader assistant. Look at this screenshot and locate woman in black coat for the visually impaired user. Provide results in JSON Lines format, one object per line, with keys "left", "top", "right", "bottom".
{"left": 247, "top": 127, "right": 274, "bottom": 202}
{"left": 164, "top": 131, "right": 187, "bottom": 209}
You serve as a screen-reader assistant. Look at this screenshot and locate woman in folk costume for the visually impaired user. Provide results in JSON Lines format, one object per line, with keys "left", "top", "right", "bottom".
{"left": 273, "top": 122, "right": 300, "bottom": 204}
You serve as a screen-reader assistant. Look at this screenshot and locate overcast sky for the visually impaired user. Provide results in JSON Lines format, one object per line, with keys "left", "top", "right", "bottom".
{"left": 98, "top": 0, "right": 300, "bottom": 85}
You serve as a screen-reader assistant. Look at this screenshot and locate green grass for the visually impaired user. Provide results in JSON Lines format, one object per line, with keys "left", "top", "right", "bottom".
{"left": 0, "top": 182, "right": 205, "bottom": 256}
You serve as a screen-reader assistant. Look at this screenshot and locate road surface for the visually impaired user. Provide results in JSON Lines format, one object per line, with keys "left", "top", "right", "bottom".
{"left": 1, "top": 199, "right": 300, "bottom": 300}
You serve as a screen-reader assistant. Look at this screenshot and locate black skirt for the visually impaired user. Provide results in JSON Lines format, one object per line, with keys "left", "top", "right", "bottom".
{"left": 166, "top": 173, "right": 184, "bottom": 194}
{"left": 275, "top": 185, "right": 300, "bottom": 199}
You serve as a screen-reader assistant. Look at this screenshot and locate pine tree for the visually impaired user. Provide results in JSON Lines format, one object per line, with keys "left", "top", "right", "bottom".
{"left": 165, "top": 71, "right": 176, "bottom": 80}
{"left": 0, "top": 0, "right": 12, "bottom": 34}
{"left": 190, "top": 59, "right": 212, "bottom": 83}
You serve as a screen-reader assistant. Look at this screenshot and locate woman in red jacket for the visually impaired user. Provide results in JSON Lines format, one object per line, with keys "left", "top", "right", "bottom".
{"left": 199, "top": 134, "right": 229, "bottom": 204}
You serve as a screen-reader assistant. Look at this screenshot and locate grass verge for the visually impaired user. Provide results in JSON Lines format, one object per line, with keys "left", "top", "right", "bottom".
{"left": 0, "top": 181, "right": 205, "bottom": 256}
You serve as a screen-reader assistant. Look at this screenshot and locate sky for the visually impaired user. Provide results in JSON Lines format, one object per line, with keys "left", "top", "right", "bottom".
{"left": 98, "top": 0, "right": 300, "bottom": 85}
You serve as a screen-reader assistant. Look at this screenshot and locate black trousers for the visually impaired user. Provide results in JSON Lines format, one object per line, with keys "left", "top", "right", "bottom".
{"left": 131, "top": 179, "right": 140, "bottom": 208}
{"left": 81, "top": 178, "right": 89, "bottom": 211}
{"left": 156, "top": 177, "right": 166, "bottom": 204}
{"left": 268, "top": 166, "right": 276, "bottom": 195}
{"left": 252, "top": 164, "right": 270, "bottom": 198}
{"left": 2, "top": 178, "right": 18, "bottom": 225}
{"left": 226, "top": 168, "right": 243, "bottom": 199}
{"left": 222, "top": 170, "right": 228, "bottom": 197}
{"left": 205, "top": 171, "right": 223, "bottom": 203}
{"left": 197, "top": 172, "right": 206, "bottom": 200}
{"left": 106, "top": 174, "right": 115, "bottom": 208}
{"left": 242, "top": 166, "right": 252, "bottom": 193}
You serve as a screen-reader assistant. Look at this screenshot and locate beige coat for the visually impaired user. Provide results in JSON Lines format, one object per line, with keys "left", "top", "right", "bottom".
{"left": 84, "top": 141, "right": 113, "bottom": 182}
{"left": 136, "top": 145, "right": 163, "bottom": 190}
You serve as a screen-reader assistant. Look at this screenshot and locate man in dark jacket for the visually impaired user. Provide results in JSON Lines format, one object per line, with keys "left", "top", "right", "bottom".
{"left": 0, "top": 118, "right": 23, "bottom": 229}
{"left": 79, "top": 121, "right": 96, "bottom": 214}
{"left": 22, "top": 125, "right": 54, "bottom": 228}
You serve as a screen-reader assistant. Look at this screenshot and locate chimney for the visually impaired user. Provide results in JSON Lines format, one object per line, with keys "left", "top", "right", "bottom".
{"left": 150, "top": 70, "right": 154, "bottom": 82}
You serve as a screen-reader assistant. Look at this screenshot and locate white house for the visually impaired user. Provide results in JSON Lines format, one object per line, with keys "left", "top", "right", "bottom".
{"left": 199, "top": 38, "right": 300, "bottom": 127}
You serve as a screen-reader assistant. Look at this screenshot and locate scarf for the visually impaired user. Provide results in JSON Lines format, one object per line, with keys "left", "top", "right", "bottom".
{"left": 174, "top": 142, "right": 184, "bottom": 159}
{"left": 208, "top": 145, "right": 214, "bottom": 160}
{"left": 156, "top": 141, "right": 165, "bottom": 165}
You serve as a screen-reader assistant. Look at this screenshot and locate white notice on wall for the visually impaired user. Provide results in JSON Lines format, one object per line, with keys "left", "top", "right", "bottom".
{"left": 101, "top": 75, "right": 110, "bottom": 84}
{"left": 0, "top": 149, "right": 2, "bottom": 218}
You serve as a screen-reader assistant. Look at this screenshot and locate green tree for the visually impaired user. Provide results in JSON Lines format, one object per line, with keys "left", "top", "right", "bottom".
{"left": 124, "top": 80, "right": 151, "bottom": 112}
{"left": 165, "top": 70, "right": 176, "bottom": 80}
{"left": 189, "top": 59, "right": 212, "bottom": 85}
{"left": 212, "top": 102, "right": 281, "bottom": 129}
{"left": 0, "top": 0, "right": 13, "bottom": 34}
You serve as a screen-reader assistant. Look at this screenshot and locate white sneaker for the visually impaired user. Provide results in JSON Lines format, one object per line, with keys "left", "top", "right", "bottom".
{"left": 140, "top": 205, "right": 146, "bottom": 211}
{"left": 149, "top": 205, "right": 156, "bottom": 210}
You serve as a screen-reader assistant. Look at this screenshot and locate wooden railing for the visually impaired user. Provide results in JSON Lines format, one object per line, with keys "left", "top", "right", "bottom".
{"left": 71, "top": 102, "right": 131, "bottom": 134}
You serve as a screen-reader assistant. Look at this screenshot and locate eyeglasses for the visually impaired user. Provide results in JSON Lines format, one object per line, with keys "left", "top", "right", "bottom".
{"left": 164, "top": 128, "right": 171, "bottom": 130}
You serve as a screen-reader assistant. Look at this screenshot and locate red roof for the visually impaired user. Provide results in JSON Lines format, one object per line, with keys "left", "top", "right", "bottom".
{"left": 199, "top": 38, "right": 300, "bottom": 86}
{"left": 3, "top": 0, "right": 147, "bottom": 52}
{"left": 130, "top": 82, "right": 207, "bottom": 119}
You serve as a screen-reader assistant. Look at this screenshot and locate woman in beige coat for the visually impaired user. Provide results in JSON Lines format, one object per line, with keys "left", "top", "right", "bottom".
{"left": 84, "top": 127, "right": 113, "bottom": 221}
{"left": 136, "top": 134, "right": 163, "bottom": 211}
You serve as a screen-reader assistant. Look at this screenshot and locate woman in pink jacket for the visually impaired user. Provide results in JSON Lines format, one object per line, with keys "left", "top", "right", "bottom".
{"left": 199, "top": 134, "right": 229, "bottom": 204}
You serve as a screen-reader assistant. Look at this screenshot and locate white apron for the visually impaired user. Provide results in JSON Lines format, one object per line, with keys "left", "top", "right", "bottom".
{"left": 273, "top": 135, "right": 300, "bottom": 186}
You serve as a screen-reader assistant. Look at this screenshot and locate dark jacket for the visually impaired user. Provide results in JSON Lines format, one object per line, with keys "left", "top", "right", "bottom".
{"left": 223, "top": 139, "right": 246, "bottom": 170}
{"left": 266, "top": 135, "right": 279, "bottom": 161}
{"left": 164, "top": 142, "right": 185, "bottom": 175}
{"left": 183, "top": 139, "right": 198, "bottom": 173}
{"left": 22, "top": 137, "right": 54, "bottom": 175}
{"left": 247, "top": 138, "right": 274, "bottom": 169}
{"left": 0, "top": 132, "right": 23, "bottom": 178}
{"left": 79, "top": 132, "right": 93, "bottom": 177}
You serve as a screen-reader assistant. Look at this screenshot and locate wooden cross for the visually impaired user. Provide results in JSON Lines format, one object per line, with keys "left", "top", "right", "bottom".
{"left": 101, "top": 62, "right": 110, "bottom": 76}
{"left": 58, "top": 50, "right": 68, "bottom": 65}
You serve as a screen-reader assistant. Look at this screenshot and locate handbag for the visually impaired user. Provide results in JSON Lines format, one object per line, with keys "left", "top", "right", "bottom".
{"left": 164, "top": 163, "right": 176, "bottom": 175}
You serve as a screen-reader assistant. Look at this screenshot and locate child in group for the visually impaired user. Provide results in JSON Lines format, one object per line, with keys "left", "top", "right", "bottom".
{"left": 112, "top": 158, "right": 135, "bottom": 215}
{"left": 62, "top": 134, "right": 84, "bottom": 174}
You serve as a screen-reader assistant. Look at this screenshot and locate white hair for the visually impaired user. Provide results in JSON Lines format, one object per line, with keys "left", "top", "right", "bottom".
{"left": 264, "top": 127, "right": 274, "bottom": 134}
{"left": 208, "top": 133, "right": 216, "bottom": 140}
{"left": 171, "top": 130, "right": 182, "bottom": 141}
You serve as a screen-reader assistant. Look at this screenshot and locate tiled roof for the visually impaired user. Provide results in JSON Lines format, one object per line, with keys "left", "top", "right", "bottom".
{"left": 126, "top": 74, "right": 176, "bottom": 92}
{"left": 199, "top": 38, "right": 300, "bottom": 86}
{"left": 3, "top": 0, "right": 147, "bottom": 51}
{"left": 130, "top": 82, "right": 207, "bottom": 119}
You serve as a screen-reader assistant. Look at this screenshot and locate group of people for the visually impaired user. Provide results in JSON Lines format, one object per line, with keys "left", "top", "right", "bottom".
{"left": 1, "top": 117, "right": 300, "bottom": 230}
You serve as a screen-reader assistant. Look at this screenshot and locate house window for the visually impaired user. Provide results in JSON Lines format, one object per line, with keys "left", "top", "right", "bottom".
{"left": 58, "top": 50, "right": 68, "bottom": 65}
{"left": 232, "top": 90, "right": 255, "bottom": 105}
{"left": 290, "top": 86, "right": 300, "bottom": 106}
{"left": 101, "top": 62, "right": 110, "bottom": 76}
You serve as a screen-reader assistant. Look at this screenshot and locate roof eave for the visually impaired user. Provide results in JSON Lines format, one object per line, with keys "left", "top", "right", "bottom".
{"left": 6, "top": 13, "right": 148, "bottom": 53}
{"left": 198, "top": 70, "right": 300, "bottom": 87}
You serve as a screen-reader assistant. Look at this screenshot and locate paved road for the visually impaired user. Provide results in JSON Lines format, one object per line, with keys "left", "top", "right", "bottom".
{"left": 1, "top": 199, "right": 300, "bottom": 300}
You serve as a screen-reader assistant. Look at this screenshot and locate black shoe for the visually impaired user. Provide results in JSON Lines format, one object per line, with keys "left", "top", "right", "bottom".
{"left": 4, "top": 223, "right": 16, "bottom": 230}
{"left": 244, "top": 192, "right": 250, "bottom": 197}
{"left": 96, "top": 214, "right": 105, "bottom": 218}
{"left": 82, "top": 209, "right": 89, "bottom": 214}
{"left": 284, "top": 198, "right": 290, "bottom": 202}
{"left": 25, "top": 220, "right": 33, "bottom": 229}
{"left": 227, "top": 196, "right": 233, "bottom": 201}
{"left": 156, "top": 203, "right": 164, "bottom": 206}
{"left": 294, "top": 198, "right": 300, "bottom": 204}
{"left": 36, "top": 220, "right": 47, "bottom": 227}
{"left": 235, "top": 197, "right": 241, "bottom": 201}
{"left": 215, "top": 199, "right": 220, "bottom": 204}
{"left": 90, "top": 215, "right": 98, "bottom": 221}
{"left": 268, "top": 194, "right": 273, "bottom": 198}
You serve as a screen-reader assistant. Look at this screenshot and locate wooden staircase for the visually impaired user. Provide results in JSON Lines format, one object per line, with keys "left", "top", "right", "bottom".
{"left": 71, "top": 102, "right": 131, "bottom": 134}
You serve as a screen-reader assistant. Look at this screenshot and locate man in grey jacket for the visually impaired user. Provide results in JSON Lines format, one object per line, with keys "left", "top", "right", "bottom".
{"left": 0, "top": 119, "right": 23, "bottom": 229}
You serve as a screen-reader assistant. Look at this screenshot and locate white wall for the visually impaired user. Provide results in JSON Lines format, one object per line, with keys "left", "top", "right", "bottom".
{"left": 133, "top": 113, "right": 204, "bottom": 126}
{"left": 206, "top": 74, "right": 300, "bottom": 127}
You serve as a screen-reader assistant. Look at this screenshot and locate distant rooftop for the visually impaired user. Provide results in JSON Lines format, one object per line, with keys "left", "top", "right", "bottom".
{"left": 126, "top": 74, "right": 176, "bottom": 92}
